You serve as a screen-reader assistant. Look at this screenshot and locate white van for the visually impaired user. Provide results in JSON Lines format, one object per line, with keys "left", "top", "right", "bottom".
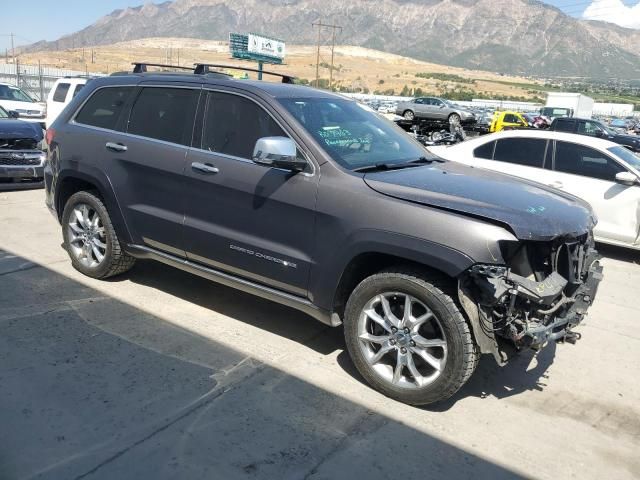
{"left": 46, "top": 78, "right": 88, "bottom": 128}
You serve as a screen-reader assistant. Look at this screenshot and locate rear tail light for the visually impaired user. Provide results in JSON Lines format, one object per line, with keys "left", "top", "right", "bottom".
{"left": 45, "top": 128, "right": 56, "bottom": 146}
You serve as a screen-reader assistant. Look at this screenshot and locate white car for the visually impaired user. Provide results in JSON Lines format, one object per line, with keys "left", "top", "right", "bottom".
{"left": 0, "top": 83, "right": 46, "bottom": 128}
{"left": 46, "top": 77, "right": 88, "bottom": 128}
{"left": 429, "top": 130, "right": 640, "bottom": 250}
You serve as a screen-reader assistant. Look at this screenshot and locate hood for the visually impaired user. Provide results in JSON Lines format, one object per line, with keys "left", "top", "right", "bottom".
{"left": 0, "top": 118, "right": 43, "bottom": 141}
{"left": 364, "top": 161, "right": 595, "bottom": 241}
{"left": 611, "top": 132, "right": 639, "bottom": 143}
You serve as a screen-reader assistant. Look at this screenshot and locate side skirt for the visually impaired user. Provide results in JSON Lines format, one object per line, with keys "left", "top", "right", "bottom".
{"left": 126, "top": 244, "right": 338, "bottom": 327}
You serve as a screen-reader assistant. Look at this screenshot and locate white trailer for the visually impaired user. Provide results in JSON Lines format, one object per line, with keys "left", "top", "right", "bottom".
{"left": 543, "top": 92, "right": 594, "bottom": 119}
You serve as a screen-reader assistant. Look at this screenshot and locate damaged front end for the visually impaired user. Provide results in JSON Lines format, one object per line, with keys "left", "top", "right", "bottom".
{"left": 459, "top": 234, "right": 603, "bottom": 363}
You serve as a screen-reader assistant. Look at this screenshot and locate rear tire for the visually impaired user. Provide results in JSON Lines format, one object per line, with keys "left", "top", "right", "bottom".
{"left": 403, "top": 110, "right": 415, "bottom": 121}
{"left": 61, "top": 191, "right": 135, "bottom": 279}
{"left": 343, "top": 268, "right": 479, "bottom": 405}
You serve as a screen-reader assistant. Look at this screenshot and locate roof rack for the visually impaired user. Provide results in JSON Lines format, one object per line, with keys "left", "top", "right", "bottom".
{"left": 132, "top": 62, "right": 194, "bottom": 73}
{"left": 193, "top": 63, "right": 296, "bottom": 84}
{"left": 128, "top": 62, "right": 296, "bottom": 84}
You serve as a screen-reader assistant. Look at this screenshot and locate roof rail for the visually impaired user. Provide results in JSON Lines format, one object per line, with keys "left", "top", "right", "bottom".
{"left": 131, "top": 62, "right": 194, "bottom": 73}
{"left": 193, "top": 63, "right": 296, "bottom": 83}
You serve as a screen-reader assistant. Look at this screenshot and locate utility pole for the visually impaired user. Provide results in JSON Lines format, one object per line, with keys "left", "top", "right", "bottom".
{"left": 312, "top": 21, "right": 342, "bottom": 90}
{"left": 10, "top": 32, "right": 15, "bottom": 62}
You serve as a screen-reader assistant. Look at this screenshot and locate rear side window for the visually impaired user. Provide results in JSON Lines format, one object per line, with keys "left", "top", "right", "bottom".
{"left": 201, "top": 92, "right": 286, "bottom": 159}
{"left": 555, "top": 141, "right": 625, "bottom": 181}
{"left": 577, "top": 121, "right": 600, "bottom": 136}
{"left": 127, "top": 87, "right": 200, "bottom": 146}
{"left": 474, "top": 141, "right": 495, "bottom": 159}
{"left": 493, "top": 138, "right": 547, "bottom": 168}
{"left": 553, "top": 119, "right": 575, "bottom": 133}
{"left": 72, "top": 83, "right": 85, "bottom": 98}
{"left": 75, "top": 87, "right": 134, "bottom": 130}
{"left": 52, "top": 83, "right": 71, "bottom": 102}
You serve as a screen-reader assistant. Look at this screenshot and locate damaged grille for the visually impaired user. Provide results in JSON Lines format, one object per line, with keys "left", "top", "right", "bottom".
{"left": 0, "top": 149, "right": 44, "bottom": 166}
{"left": 463, "top": 233, "right": 602, "bottom": 351}
{"left": 0, "top": 138, "right": 39, "bottom": 150}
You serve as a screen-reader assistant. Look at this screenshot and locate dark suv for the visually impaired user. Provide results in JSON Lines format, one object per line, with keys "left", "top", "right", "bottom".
{"left": 550, "top": 117, "right": 640, "bottom": 152}
{"left": 44, "top": 65, "right": 602, "bottom": 405}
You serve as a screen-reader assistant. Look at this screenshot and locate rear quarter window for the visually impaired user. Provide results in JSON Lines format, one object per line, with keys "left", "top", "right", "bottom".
{"left": 473, "top": 141, "right": 495, "bottom": 159}
{"left": 52, "top": 83, "right": 71, "bottom": 102}
{"left": 74, "top": 86, "right": 134, "bottom": 130}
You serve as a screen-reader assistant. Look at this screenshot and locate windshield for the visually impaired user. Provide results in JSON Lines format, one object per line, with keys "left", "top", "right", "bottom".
{"left": 609, "top": 146, "right": 640, "bottom": 171}
{"left": 279, "top": 97, "right": 430, "bottom": 170}
{"left": 0, "top": 85, "right": 34, "bottom": 103}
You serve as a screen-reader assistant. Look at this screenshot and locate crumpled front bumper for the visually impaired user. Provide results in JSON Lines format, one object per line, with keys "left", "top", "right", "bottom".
{"left": 526, "top": 258, "right": 603, "bottom": 346}
{"left": 0, "top": 164, "right": 44, "bottom": 180}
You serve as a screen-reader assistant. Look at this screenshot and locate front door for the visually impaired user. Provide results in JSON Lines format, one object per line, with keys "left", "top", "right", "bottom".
{"left": 182, "top": 90, "right": 319, "bottom": 297}
{"left": 550, "top": 141, "right": 640, "bottom": 245}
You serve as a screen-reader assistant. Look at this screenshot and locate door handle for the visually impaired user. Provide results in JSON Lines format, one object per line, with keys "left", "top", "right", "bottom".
{"left": 548, "top": 181, "right": 563, "bottom": 189}
{"left": 105, "top": 142, "right": 127, "bottom": 152}
{"left": 191, "top": 162, "right": 219, "bottom": 174}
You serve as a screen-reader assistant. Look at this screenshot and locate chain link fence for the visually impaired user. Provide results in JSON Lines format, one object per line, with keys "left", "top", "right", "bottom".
{"left": 0, "top": 60, "right": 105, "bottom": 102}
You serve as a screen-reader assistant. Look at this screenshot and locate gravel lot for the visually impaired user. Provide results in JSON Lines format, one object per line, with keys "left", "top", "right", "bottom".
{"left": 1, "top": 188, "right": 639, "bottom": 480}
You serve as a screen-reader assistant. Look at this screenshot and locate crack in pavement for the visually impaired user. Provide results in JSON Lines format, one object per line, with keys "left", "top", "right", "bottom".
{"left": 302, "top": 411, "right": 388, "bottom": 480}
{"left": 69, "top": 358, "right": 265, "bottom": 480}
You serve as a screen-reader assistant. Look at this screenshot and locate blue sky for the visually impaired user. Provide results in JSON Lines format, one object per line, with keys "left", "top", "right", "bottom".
{"left": 1, "top": 0, "right": 639, "bottom": 52}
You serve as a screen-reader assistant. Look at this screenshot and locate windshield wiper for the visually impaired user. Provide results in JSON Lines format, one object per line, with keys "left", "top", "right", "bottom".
{"left": 353, "top": 156, "right": 444, "bottom": 173}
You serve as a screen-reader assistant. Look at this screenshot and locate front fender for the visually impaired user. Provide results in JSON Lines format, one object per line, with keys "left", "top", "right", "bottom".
{"left": 309, "top": 229, "right": 476, "bottom": 310}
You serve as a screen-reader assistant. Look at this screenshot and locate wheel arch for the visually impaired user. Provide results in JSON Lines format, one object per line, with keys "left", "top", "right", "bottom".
{"left": 55, "top": 170, "right": 132, "bottom": 245}
{"left": 318, "top": 232, "right": 475, "bottom": 324}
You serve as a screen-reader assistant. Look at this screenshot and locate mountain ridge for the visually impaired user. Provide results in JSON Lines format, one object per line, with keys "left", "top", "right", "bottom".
{"left": 23, "top": 0, "right": 640, "bottom": 79}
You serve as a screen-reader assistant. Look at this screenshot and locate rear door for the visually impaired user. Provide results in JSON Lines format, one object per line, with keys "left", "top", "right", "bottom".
{"left": 550, "top": 141, "right": 638, "bottom": 244}
{"left": 73, "top": 82, "right": 201, "bottom": 255}
{"left": 471, "top": 137, "right": 553, "bottom": 185}
{"left": 182, "top": 89, "right": 319, "bottom": 297}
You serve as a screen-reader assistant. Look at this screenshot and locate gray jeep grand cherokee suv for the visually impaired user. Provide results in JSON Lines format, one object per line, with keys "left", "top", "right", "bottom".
{"left": 44, "top": 64, "right": 602, "bottom": 405}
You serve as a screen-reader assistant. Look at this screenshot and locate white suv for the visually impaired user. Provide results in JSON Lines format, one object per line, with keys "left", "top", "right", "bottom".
{"left": 0, "top": 83, "right": 46, "bottom": 128}
{"left": 45, "top": 78, "right": 88, "bottom": 128}
{"left": 430, "top": 130, "right": 640, "bottom": 250}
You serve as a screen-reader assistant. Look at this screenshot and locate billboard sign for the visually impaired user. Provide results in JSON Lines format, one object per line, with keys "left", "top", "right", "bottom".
{"left": 229, "top": 32, "right": 285, "bottom": 64}
{"left": 248, "top": 34, "right": 285, "bottom": 61}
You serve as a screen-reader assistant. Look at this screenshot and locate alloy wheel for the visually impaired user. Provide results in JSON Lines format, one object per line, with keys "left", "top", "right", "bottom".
{"left": 357, "top": 292, "right": 448, "bottom": 389}
{"left": 67, "top": 203, "right": 107, "bottom": 268}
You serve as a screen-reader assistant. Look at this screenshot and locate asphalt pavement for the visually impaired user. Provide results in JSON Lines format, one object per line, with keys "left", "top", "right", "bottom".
{"left": 1, "top": 188, "right": 639, "bottom": 480}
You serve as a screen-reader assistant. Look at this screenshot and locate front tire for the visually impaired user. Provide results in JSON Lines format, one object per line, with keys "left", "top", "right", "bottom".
{"left": 343, "top": 269, "right": 479, "bottom": 405}
{"left": 61, "top": 191, "right": 135, "bottom": 279}
{"left": 448, "top": 113, "right": 461, "bottom": 126}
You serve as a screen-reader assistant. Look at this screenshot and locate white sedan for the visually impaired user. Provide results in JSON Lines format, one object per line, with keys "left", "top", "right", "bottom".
{"left": 429, "top": 130, "right": 640, "bottom": 250}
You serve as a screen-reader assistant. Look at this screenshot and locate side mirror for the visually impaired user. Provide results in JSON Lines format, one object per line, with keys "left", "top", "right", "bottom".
{"left": 252, "top": 137, "right": 307, "bottom": 172}
{"left": 8, "top": 110, "right": 19, "bottom": 119}
{"left": 615, "top": 171, "right": 638, "bottom": 186}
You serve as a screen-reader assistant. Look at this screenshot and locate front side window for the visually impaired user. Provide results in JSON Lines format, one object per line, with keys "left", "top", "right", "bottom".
{"left": 127, "top": 87, "right": 199, "bottom": 146}
{"left": 53, "top": 83, "right": 71, "bottom": 102}
{"left": 75, "top": 86, "right": 134, "bottom": 130}
{"left": 279, "top": 97, "right": 429, "bottom": 170}
{"left": 201, "top": 92, "right": 286, "bottom": 159}
{"left": 555, "top": 142, "right": 625, "bottom": 181}
{"left": 577, "top": 121, "right": 600, "bottom": 136}
{"left": 493, "top": 138, "right": 547, "bottom": 168}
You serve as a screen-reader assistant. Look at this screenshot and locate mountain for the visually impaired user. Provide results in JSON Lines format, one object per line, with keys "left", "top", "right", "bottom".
{"left": 25, "top": 0, "right": 640, "bottom": 79}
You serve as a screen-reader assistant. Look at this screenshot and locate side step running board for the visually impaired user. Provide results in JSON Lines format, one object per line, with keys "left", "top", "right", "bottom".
{"left": 126, "top": 244, "right": 338, "bottom": 326}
